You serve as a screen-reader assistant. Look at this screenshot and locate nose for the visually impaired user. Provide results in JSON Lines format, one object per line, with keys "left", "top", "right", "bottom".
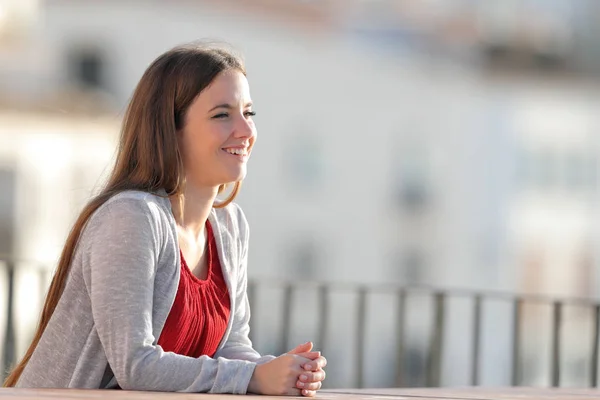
{"left": 233, "top": 114, "right": 256, "bottom": 139}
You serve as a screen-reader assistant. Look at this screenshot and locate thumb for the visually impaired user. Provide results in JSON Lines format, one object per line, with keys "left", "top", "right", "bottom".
{"left": 287, "top": 341, "right": 313, "bottom": 354}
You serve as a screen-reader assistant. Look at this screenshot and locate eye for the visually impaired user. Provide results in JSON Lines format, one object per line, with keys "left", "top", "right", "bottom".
{"left": 212, "top": 113, "right": 229, "bottom": 119}
{"left": 245, "top": 111, "right": 256, "bottom": 117}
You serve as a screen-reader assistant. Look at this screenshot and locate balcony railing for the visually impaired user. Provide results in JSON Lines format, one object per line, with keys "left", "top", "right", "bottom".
{"left": 2, "top": 258, "right": 599, "bottom": 387}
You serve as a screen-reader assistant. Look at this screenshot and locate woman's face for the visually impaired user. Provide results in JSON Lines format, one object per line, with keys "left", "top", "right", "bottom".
{"left": 179, "top": 69, "right": 256, "bottom": 190}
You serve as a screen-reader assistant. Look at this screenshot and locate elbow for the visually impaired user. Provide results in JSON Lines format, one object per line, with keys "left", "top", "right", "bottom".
{"left": 114, "top": 369, "right": 156, "bottom": 391}
{"left": 113, "top": 367, "right": 145, "bottom": 391}
{"left": 112, "top": 352, "right": 159, "bottom": 391}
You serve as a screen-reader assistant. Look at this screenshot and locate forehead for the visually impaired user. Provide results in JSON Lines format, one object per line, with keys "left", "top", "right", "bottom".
{"left": 198, "top": 69, "right": 251, "bottom": 105}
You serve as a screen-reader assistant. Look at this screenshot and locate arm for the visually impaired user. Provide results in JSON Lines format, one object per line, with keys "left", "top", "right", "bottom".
{"left": 82, "top": 198, "right": 256, "bottom": 393}
{"left": 213, "top": 205, "right": 275, "bottom": 365}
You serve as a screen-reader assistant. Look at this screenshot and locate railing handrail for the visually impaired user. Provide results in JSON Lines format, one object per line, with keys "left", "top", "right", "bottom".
{"left": 247, "top": 277, "right": 600, "bottom": 306}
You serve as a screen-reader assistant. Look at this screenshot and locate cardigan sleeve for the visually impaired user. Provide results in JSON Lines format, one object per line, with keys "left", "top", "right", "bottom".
{"left": 81, "top": 197, "right": 257, "bottom": 393}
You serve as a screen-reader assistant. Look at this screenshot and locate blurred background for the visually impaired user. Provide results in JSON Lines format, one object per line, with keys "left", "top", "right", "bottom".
{"left": 2, "top": 0, "right": 600, "bottom": 391}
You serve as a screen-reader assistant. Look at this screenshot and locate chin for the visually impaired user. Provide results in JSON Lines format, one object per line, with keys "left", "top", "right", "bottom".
{"left": 222, "top": 170, "right": 247, "bottom": 185}
{"left": 233, "top": 167, "right": 248, "bottom": 181}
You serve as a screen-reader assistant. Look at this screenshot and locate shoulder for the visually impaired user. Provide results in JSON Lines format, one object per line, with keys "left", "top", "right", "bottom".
{"left": 84, "top": 190, "right": 174, "bottom": 240}
{"left": 103, "top": 189, "right": 171, "bottom": 213}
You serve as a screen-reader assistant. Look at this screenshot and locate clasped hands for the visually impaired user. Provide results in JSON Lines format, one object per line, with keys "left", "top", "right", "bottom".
{"left": 248, "top": 341, "right": 327, "bottom": 397}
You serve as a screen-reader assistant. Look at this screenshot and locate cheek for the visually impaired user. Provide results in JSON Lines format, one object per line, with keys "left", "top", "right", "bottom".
{"left": 184, "top": 141, "right": 215, "bottom": 164}
{"left": 183, "top": 124, "right": 218, "bottom": 149}
{"left": 182, "top": 130, "right": 230, "bottom": 166}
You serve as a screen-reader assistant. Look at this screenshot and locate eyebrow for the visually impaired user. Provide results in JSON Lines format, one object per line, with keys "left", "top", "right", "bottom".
{"left": 208, "top": 102, "right": 253, "bottom": 112}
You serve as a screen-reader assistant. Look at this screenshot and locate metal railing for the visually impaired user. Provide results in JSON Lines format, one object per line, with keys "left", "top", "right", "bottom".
{"left": 246, "top": 280, "right": 600, "bottom": 388}
{"left": 2, "top": 259, "right": 600, "bottom": 387}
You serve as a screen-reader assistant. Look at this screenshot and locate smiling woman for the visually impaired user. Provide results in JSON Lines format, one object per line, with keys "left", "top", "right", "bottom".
{"left": 2, "top": 41, "right": 327, "bottom": 396}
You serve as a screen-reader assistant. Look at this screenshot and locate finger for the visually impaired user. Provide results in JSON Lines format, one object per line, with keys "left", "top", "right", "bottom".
{"left": 302, "top": 355, "right": 327, "bottom": 371}
{"left": 289, "top": 354, "right": 313, "bottom": 366}
{"left": 287, "top": 341, "right": 313, "bottom": 355}
{"left": 301, "top": 389, "right": 317, "bottom": 397}
{"left": 294, "top": 351, "right": 320, "bottom": 360}
{"left": 299, "top": 369, "right": 326, "bottom": 383}
{"left": 297, "top": 380, "right": 322, "bottom": 391}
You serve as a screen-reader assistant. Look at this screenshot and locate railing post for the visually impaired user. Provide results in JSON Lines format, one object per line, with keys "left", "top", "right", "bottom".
{"left": 511, "top": 298, "right": 523, "bottom": 386}
{"left": 395, "top": 289, "right": 407, "bottom": 387}
{"left": 550, "top": 301, "right": 562, "bottom": 387}
{"left": 471, "top": 294, "right": 482, "bottom": 386}
{"left": 317, "top": 285, "right": 329, "bottom": 355}
{"left": 2, "top": 261, "right": 16, "bottom": 382}
{"left": 591, "top": 304, "right": 599, "bottom": 387}
{"left": 356, "top": 288, "right": 367, "bottom": 388}
{"left": 426, "top": 292, "right": 445, "bottom": 387}
{"left": 279, "top": 284, "right": 293, "bottom": 355}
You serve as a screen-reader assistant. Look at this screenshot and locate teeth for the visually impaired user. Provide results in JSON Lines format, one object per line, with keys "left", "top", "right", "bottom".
{"left": 225, "top": 148, "right": 247, "bottom": 156}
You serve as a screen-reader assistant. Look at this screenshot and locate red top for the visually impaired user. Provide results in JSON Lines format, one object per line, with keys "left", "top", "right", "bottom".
{"left": 157, "top": 221, "right": 231, "bottom": 358}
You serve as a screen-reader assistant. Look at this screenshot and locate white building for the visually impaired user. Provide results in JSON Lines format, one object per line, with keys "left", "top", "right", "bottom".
{"left": 0, "top": 0, "right": 598, "bottom": 388}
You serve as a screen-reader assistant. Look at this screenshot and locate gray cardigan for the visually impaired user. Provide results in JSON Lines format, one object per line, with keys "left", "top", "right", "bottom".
{"left": 16, "top": 190, "right": 275, "bottom": 393}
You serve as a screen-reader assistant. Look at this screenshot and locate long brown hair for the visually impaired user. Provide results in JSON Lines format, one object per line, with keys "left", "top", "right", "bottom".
{"left": 3, "top": 41, "right": 246, "bottom": 387}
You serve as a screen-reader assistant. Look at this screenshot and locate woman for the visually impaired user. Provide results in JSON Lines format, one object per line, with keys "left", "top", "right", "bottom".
{"left": 3, "top": 42, "right": 326, "bottom": 396}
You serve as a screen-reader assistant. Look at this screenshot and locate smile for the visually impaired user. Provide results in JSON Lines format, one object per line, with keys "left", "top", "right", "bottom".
{"left": 223, "top": 148, "right": 248, "bottom": 156}
{"left": 222, "top": 147, "right": 250, "bottom": 161}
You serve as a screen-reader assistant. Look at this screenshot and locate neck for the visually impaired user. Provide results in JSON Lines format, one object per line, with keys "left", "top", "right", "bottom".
{"left": 169, "top": 184, "right": 219, "bottom": 240}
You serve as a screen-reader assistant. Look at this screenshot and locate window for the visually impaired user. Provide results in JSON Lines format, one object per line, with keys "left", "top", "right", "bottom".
{"left": 394, "top": 143, "right": 431, "bottom": 212}
{"left": 517, "top": 147, "right": 597, "bottom": 192}
{"left": 67, "top": 46, "right": 107, "bottom": 90}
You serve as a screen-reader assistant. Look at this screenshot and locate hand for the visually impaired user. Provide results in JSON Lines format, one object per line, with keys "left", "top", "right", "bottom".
{"left": 287, "top": 342, "right": 327, "bottom": 397}
{"left": 247, "top": 353, "right": 311, "bottom": 396}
